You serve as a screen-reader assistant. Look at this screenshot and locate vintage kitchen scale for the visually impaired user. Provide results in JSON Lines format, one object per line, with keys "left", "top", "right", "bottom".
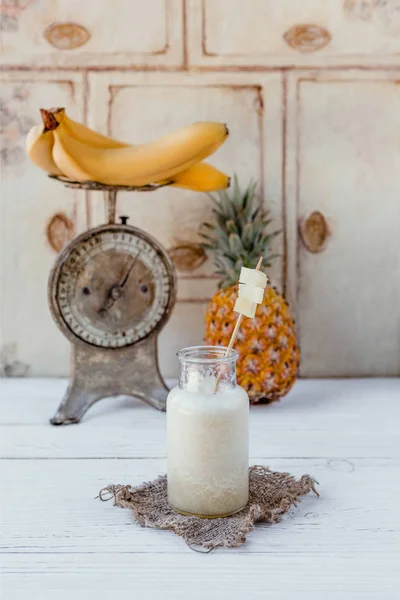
{"left": 48, "top": 176, "right": 177, "bottom": 425}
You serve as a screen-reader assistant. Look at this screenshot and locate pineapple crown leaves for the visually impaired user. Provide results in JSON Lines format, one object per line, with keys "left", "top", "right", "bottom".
{"left": 199, "top": 175, "right": 281, "bottom": 288}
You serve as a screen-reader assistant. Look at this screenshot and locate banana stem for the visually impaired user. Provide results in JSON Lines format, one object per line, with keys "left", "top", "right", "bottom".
{"left": 214, "top": 256, "right": 263, "bottom": 394}
{"left": 40, "top": 109, "right": 58, "bottom": 131}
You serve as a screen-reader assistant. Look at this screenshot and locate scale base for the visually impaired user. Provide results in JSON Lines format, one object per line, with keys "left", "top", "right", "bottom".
{"left": 50, "top": 336, "right": 169, "bottom": 425}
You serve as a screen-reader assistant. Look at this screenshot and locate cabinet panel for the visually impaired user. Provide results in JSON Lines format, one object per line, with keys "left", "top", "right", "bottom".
{"left": 158, "top": 303, "right": 208, "bottom": 376}
{"left": 1, "top": 0, "right": 183, "bottom": 67}
{"left": 187, "top": 0, "right": 400, "bottom": 67}
{"left": 88, "top": 72, "right": 283, "bottom": 375}
{"left": 286, "top": 71, "right": 400, "bottom": 377}
{"left": 0, "top": 72, "right": 85, "bottom": 377}
{"left": 88, "top": 72, "right": 284, "bottom": 290}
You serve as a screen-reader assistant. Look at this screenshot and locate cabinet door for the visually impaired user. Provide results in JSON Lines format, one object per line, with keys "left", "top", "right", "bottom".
{"left": 187, "top": 0, "right": 400, "bottom": 67}
{"left": 1, "top": 0, "right": 183, "bottom": 68}
{"left": 286, "top": 71, "right": 400, "bottom": 377}
{"left": 87, "top": 72, "right": 283, "bottom": 376}
{"left": 0, "top": 72, "right": 85, "bottom": 377}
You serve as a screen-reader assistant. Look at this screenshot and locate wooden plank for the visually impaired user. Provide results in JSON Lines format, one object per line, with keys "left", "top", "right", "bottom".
{"left": 2, "top": 424, "right": 398, "bottom": 459}
{"left": 285, "top": 70, "right": 400, "bottom": 377}
{"left": 1, "top": 378, "right": 399, "bottom": 458}
{"left": 1, "top": 552, "right": 398, "bottom": 600}
{"left": 187, "top": 0, "right": 400, "bottom": 67}
{"left": 0, "top": 457, "right": 399, "bottom": 556}
{"left": 1, "top": 377, "right": 399, "bottom": 425}
{"left": 1, "top": 0, "right": 183, "bottom": 68}
{"left": 1, "top": 379, "right": 399, "bottom": 598}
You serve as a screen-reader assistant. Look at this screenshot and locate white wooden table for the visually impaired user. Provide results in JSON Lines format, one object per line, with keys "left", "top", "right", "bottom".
{"left": 1, "top": 378, "right": 399, "bottom": 599}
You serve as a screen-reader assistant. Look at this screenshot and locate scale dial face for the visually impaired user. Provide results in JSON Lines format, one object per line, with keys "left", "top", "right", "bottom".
{"left": 49, "top": 224, "right": 176, "bottom": 349}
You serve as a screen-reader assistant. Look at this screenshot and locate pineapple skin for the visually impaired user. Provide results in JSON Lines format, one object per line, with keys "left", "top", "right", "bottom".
{"left": 205, "top": 284, "right": 300, "bottom": 403}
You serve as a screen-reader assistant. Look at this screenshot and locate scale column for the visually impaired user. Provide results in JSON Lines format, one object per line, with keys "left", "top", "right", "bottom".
{"left": 105, "top": 190, "right": 117, "bottom": 224}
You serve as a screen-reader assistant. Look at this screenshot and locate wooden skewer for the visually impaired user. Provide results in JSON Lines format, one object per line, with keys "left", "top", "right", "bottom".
{"left": 214, "top": 256, "right": 263, "bottom": 393}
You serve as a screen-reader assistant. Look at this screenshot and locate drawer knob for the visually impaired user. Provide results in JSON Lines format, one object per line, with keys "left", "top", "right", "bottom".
{"left": 46, "top": 212, "right": 74, "bottom": 253}
{"left": 44, "top": 22, "right": 90, "bottom": 50}
{"left": 299, "top": 211, "right": 330, "bottom": 253}
{"left": 168, "top": 243, "right": 206, "bottom": 272}
{"left": 283, "top": 24, "right": 331, "bottom": 52}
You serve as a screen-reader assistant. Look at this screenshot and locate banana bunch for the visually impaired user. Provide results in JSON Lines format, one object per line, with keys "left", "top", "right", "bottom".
{"left": 25, "top": 107, "right": 230, "bottom": 191}
{"left": 234, "top": 267, "right": 268, "bottom": 318}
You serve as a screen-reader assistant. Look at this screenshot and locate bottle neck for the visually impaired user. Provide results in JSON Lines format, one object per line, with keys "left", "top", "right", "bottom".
{"left": 177, "top": 346, "right": 237, "bottom": 393}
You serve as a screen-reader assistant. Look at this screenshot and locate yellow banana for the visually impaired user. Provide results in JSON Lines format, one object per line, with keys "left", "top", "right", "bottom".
{"left": 26, "top": 107, "right": 127, "bottom": 176}
{"left": 48, "top": 113, "right": 229, "bottom": 187}
{"left": 30, "top": 108, "right": 229, "bottom": 189}
{"left": 54, "top": 108, "right": 230, "bottom": 189}
{"left": 159, "top": 162, "right": 230, "bottom": 191}
{"left": 25, "top": 124, "right": 64, "bottom": 176}
{"left": 50, "top": 108, "right": 127, "bottom": 149}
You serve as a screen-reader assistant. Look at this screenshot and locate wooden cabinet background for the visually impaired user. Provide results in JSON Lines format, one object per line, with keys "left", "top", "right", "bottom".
{"left": 285, "top": 71, "right": 400, "bottom": 377}
{"left": 1, "top": 0, "right": 399, "bottom": 378}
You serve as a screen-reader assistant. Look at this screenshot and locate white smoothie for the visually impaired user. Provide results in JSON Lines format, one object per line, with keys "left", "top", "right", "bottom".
{"left": 167, "top": 377, "right": 249, "bottom": 517}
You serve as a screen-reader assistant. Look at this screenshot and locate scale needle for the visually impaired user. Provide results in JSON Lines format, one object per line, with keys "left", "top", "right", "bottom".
{"left": 98, "top": 251, "right": 141, "bottom": 316}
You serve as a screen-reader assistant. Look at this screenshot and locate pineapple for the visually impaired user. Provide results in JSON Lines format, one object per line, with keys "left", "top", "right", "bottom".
{"left": 200, "top": 177, "right": 299, "bottom": 403}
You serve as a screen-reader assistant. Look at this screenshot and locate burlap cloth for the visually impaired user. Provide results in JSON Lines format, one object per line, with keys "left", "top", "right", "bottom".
{"left": 97, "top": 465, "right": 319, "bottom": 551}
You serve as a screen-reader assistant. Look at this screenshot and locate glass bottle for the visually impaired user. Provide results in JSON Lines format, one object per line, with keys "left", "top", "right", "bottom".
{"left": 167, "top": 346, "right": 249, "bottom": 517}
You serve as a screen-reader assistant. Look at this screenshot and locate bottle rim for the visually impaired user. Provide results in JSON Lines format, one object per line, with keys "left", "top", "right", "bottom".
{"left": 177, "top": 345, "right": 238, "bottom": 365}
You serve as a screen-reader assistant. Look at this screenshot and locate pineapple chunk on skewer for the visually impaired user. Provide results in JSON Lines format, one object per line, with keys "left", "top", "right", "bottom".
{"left": 234, "top": 266, "right": 268, "bottom": 318}
{"left": 238, "top": 283, "right": 264, "bottom": 304}
{"left": 239, "top": 267, "right": 267, "bottom": 288}
{"left": 215, "top": 258, "right": 267, "bottom": 393}
{"left": 234, "top": 296, "right": 257, "bottom": 318}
